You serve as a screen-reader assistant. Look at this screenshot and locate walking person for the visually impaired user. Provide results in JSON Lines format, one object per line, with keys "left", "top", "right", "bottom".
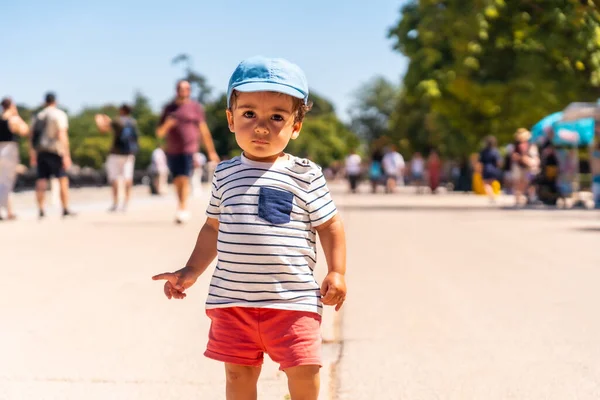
{"left": 368, "top": 149, "right": 384, "bottom": 194}
{"left": 382, "top": 145, "right": 405, "bottom": 193}
{"left": 344, "top": 148, "right": 361, "bottom": 193}
{"left": 410, "top": 152, "right": 425, "bottom": 194}
{"left": 192, "top": 151, "right": 207, "bottom": 197}
{"left": 478, "top": 136, "right": 501, "bottom": 203}
{"left": 0, "top": 98, "right": 29, "bottom": 220}
{"left": 511, "top": 128, "right": 539, "bottom": 207}
{"left": 95, "top": 104, "right": 139, "bottom": 212}
{"left": 502, "top": 144, "right": 515, "bottom": 194}
{"left": 427, "top": 149, "right": 442, "bottom": 194}
{"left": 149, "top": 145, "right": 169, "bottom": 195}
{"left": 156, "top": 80, "right": 220, "bottom": 224}
{"left": 29, "top": 92, "right": 75, "bottom": 219}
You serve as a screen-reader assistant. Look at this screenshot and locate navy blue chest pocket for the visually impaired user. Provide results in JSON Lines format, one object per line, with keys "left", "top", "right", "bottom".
{"left": 258, "top": 187, "right": 294, "bottom": 225}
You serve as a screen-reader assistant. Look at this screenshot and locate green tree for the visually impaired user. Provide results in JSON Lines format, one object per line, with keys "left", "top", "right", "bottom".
{"left": 132, "top": 91, "right": 159, "bottom": 137}
{"left": 61, "top": 92, "right": 159, "bottom": 170}
{"left": 288, "top": 113, "right": 360, "bottom": 167}
{"left": 172, "top": 53, "right": 212, "bottom": 104}
{"left": 309, "top": 91, "right": 336, "bottom": 116}
{"left": 349, "top": 76, "right": 399, "bottom": 142}
{"left": 204, "top": 93, "right": 237, "bottom": 159}
{"left": 388, "top": 0, "right": 600, "bottom": 156}
{"left": 290, "top": 91, "right": 360, "bottom": 166}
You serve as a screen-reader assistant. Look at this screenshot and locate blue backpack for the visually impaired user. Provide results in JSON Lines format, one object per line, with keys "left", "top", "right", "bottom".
{"left": 118, "top": 120, "right": 139, "bottom": 154}
{"left": 369, "top": 161, "right": 383, "bottom": 179}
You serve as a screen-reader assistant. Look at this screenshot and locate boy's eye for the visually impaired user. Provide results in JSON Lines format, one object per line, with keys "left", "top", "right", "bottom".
{"left": 243, "top": 111, "right": 255, "bottom": 118}
{"left": 271, "top": 114, "right": 284, "bottom": 121}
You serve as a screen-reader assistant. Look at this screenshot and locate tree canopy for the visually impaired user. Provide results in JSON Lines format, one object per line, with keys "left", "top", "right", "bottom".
{"left": 386, "top": 0, "right": 600, "bottom": 156}
{"left": 13, "top": 56, "right": 359, "bottom": 170}
{"left": 349, "top": 76, "right": 399, "bottom": 143}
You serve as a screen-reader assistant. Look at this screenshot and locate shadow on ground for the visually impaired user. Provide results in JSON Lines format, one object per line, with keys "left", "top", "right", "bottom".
{"left": 573, "top": 227, "right": 600, "bottom": 232}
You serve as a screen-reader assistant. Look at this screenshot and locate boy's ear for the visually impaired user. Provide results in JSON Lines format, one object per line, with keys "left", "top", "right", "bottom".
{"left": 291, "top": 121, "right": 303, "bottom": 140}
{"left": 226, "top": 109, "right": 235, "bottom": 132}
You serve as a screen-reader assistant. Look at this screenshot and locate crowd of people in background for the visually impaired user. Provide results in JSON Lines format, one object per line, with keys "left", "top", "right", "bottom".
{"left": 0, "top": 79, "right": 220, "bottom": 223}
{"left": 340, "top": 127, "right": 600, "bottom": 209}
{"left": 341, "top": 145, "right": 445, "bottom": 196}
{"left": 2, "top": 83, "right": 600, "bottom": 223}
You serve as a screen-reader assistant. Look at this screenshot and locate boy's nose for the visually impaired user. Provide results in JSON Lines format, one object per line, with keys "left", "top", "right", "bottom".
{"left": 254, "top": 124, "right": 269, "bottom": 135}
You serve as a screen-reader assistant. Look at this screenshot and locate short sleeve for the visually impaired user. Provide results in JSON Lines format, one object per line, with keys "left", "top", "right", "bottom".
{"left": 57, "top": 111, "right": 69, "bottom": 130}
{"left": 205, "top": 172, "right": 221, "bottom": 219}
{"left": 306, "top": 172, "right": 337, "bottom": 229}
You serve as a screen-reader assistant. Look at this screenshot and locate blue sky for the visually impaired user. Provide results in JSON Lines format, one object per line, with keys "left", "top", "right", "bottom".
{"left": 1, "top": 0, "right": 407, "bottom": 121}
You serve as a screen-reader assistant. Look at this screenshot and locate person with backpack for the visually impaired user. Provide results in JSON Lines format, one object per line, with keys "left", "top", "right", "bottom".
{"left": 369, "top": 149, "right": 384, "bottom": 194}
{"left": 95, "top": 104, "right": 139, "bottom": 212}
{"left": 29, "top": 92, "right": 75, "bottom": 219}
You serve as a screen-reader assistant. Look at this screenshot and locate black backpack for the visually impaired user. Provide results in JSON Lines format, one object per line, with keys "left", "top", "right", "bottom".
{"left": 31, "top": 116, "right": 47, "bottom": 150}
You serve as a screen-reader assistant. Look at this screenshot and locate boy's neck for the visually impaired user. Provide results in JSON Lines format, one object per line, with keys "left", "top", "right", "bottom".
{"left": 243, "top": 151, "right": 289, "bottom": 164}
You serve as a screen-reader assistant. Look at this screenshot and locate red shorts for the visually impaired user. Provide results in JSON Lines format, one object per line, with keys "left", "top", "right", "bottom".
{"left": 204, "top": 307, "right": 322, "bottom": 370}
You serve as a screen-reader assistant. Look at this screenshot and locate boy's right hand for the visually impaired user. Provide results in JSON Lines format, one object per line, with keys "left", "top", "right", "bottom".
{"left": 152, "top": 267, "right": 198, "bottom": 300}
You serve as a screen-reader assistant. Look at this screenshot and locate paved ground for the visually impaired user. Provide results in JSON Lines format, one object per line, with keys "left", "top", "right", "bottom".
{"left": 2, "top": 182, "right": 600, "bottom": 399}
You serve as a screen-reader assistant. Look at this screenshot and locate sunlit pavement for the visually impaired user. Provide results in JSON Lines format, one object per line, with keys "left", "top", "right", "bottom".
{"left": 2, "top": 183, "right": 600, "bottom": 399}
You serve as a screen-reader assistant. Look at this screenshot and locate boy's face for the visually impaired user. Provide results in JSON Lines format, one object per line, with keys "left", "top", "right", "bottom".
{"left": 226, "top": 91, "right": 302, "bottom": 163}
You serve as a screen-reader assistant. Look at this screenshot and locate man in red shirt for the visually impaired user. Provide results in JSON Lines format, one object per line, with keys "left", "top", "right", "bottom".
{"left": 157, "top": 80, "right": 219, "bottom": 223}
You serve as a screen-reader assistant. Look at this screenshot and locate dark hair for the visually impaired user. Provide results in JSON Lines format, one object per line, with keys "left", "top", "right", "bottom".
{"left": 45, "top": 92, "right": 56, "bottom": 104}
{"left": 291, "top": 97, "right": 312, "bottom": 123}
{"left": 119, "top": 104, "right": 132, "bottom": 115}
{"left": 1, "top": 97, "right": 11, "bottom": 110}
{"left": 485, "top": 135, "right": 497, "bottom": 148}
{"left": 229, "top": 90, "right": 313, "bottom": 123}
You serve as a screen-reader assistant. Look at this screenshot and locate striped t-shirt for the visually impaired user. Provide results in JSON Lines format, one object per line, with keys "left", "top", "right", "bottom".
{"left": 205, "top": 153, "right": 338, "bottom": 315}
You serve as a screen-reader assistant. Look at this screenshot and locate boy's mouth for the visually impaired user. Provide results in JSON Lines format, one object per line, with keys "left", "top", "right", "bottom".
{"left": 252, "top": 140, "right": 269, "bottom": 145}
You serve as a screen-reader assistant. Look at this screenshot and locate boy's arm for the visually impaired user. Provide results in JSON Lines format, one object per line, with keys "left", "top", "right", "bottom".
{"left": 186, "top": 217, "right": 219, "bottom": 275}
{"left": 316, "top": 214, "right": 347, "bottom": 311}
{"left": 152, "top": 217, "right": 219, "bottom": 299}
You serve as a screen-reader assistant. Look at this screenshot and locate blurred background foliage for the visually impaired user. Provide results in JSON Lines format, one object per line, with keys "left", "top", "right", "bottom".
{"left": 14, "top": 0, "right": 600, "bottom": 169}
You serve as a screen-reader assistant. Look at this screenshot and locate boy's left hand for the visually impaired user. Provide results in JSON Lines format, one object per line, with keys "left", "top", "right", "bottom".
{"left": 321, "top": 272, "right": 347, "bottom": 311}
